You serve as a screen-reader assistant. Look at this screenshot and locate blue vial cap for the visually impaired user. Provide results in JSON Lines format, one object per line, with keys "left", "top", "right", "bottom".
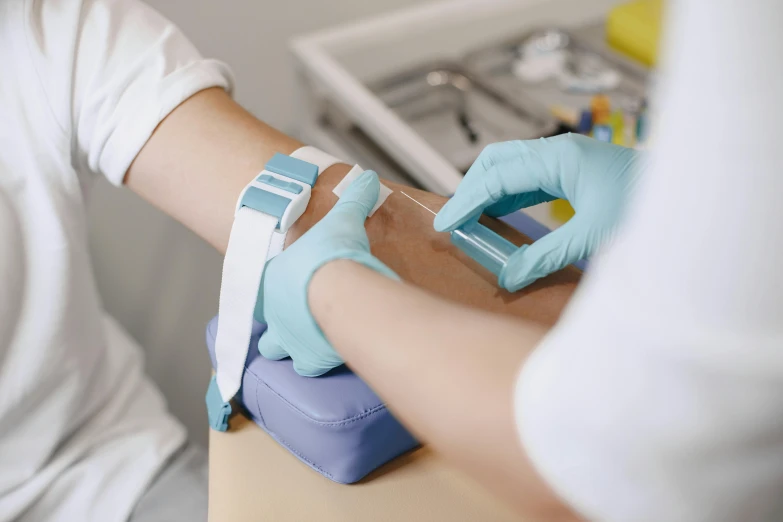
{"left": 577, "top": 109, "right": 593, "bottom": 134}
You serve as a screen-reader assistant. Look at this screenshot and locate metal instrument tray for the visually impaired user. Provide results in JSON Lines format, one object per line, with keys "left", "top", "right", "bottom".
{"left": 369, "top": 62, "right": 558, "bottom": 172}
{"left": 464, "top": 25, "right": 649, "bottom": 121}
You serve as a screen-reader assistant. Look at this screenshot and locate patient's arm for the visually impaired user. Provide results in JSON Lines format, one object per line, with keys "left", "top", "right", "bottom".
{"left": 126, "top": 87, "right": 580, "bottom": 328}
{"left": 127, "top": 87, "right": 580, "bottom": 517}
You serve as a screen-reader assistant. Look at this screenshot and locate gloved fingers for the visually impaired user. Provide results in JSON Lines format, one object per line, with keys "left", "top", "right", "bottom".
{"left": 292, "top": 356, "right": 339, "bottom": 378}
{"left": 257, "top": 329, "right": 289, "bottom": 361}
{"left": 499, "top": 218, "right": 590, "bottom": 292}
{"left": 435, "top": 146, "right": 552, "bottom": 232}
{"left": 484, "top": 190, "right": 557, "bottom": 218}
{"left": 332, "top": 170, "right": 380, "bottom": 221}
{"left": 349, "top": 251, "right": 402, "bottom": 282}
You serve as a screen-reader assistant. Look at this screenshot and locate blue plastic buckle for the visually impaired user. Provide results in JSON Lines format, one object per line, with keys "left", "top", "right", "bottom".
{"left": 236, "top": 153, "right": 319, "bottom": 231}
{"left": 206, "top": 375, "right": 232, "bottom": 431}
{"left": 257, "top": 173, "right": 303, "bottom": 194}
{"left": 265, "top": 152, "right": 318, "bottom": 186}
{"left": 239, "top": 187, "right": 290, "bottom": 230}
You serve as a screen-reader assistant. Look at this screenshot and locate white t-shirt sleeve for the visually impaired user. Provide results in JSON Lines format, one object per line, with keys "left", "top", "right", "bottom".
{"left": 515, "top": 1, "right": 783, "bottom": 521}
{"left": 24, "top": 0, "right": 234, "bottom": 185}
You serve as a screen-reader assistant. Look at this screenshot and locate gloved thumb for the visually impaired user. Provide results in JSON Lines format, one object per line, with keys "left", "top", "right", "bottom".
{"left": 500, "top": 218, "right": 590, "bottom": 292}
{"left": 334, "top": 170, "right": 380, "bottom": 220}
{"left": 257, "top": 328, "right": 289, "bottom": 361}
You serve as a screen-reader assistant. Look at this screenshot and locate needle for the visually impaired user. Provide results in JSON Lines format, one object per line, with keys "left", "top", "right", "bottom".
{"left": 400, "top": 191, "right": 437, "bottom": 216}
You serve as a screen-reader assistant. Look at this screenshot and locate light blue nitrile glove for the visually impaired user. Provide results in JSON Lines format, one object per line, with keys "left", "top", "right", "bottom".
{"left": 434, "top": 133, "right": 641, "bottom": 291}
{"left": 257, "top": 170, "right": 399, "bottom": 377}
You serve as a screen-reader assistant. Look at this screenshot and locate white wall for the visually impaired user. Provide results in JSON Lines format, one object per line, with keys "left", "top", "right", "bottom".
{"left": 88, "top": 0, "right": 425, "bottom": 448}
{"left": 151, "top": 0, "right": 426, "bottom": 132}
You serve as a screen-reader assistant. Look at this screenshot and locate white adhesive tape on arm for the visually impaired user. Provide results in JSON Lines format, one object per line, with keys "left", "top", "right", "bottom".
{"left": 214, "top": 207, "right": 277, "bottom": 402}
{"left": 333, "top": 165, "right": 393, "bottom": 216}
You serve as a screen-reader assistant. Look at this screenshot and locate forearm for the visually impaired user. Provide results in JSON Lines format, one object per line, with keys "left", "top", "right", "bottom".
{"left": 127, "top": 88, "right": 580, "bottom": 326}
{"left": 309, "top": 260, "right": 577, "bottom": 520}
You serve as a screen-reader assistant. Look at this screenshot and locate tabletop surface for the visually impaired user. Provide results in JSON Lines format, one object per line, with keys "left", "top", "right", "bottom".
{"left": 208, "top": 414, "right": 524, "bottom": 521}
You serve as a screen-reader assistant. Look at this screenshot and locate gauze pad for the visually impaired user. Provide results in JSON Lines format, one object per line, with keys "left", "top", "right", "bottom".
{"left": 333, "top": 165, "right": 392, "bottom": 216}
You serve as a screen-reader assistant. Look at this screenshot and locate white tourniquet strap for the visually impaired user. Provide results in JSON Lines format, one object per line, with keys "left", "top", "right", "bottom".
{"left": 214, "top": 207, "right": 277, "bottom": 402}
{"left": 290, "top": 146, "right": 340, "bottom": 174}
{"left": 267, "top": 229, "right": 287, "bottom": 261}
{"left": 208, "top": 148, "right": 356, "bottom": 431}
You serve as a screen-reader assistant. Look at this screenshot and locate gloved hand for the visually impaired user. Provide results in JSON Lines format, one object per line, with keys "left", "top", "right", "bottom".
{"left": 257, "top": 170, "right": 398, "bottom": 377}
{"left": 434, "top": 133, "right": 641, "bottom": 291}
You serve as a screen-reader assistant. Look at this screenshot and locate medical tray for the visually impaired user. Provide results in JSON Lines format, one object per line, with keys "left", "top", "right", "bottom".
{"left": 464, "top": 25, "right": 650, "bottom": 121}
{"left": 369, "top": 62, "right": 558, "bottom": 172}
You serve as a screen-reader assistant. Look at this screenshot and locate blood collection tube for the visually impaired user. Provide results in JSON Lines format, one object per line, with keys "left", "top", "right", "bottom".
{"left": 400, "top": 191, "right": 519, "bottom": 278}
{"left": 449, "top": 220, "right": 518, "bottom": 277}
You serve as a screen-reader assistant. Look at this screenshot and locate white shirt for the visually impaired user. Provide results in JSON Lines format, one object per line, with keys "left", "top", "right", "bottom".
{"left": 0, "top": 1, "right": 232, "bottom": 520}
{"left": 517, "top": 1, "right": 783, "bottom": 521}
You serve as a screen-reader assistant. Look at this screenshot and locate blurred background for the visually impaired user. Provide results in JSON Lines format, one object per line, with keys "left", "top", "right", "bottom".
{"left": 88, "top": 0, "right": 661, "bottom": 448}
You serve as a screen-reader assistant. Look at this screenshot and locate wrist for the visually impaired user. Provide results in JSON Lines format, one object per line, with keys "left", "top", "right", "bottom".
{"left": 308, "top": 259, "right": 368, "bottom": 328}
{"left": 308, "top": 254, "right": 400, "bottom": 322}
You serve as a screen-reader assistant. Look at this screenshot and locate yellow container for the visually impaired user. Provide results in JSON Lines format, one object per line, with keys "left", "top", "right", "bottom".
{"left": 551, "top": 199, "right": 575, "bottom": 223}
{"left": 606, "top": 0, "right": 663, "bottom": 67}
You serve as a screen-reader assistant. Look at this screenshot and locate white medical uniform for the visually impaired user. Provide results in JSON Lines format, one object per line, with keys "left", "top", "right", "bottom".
{"left": 0, "top": 1, "right": 231, "bottom": 520}
{"left": 516, "top": 1, "right": 783, "bottom": 521}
